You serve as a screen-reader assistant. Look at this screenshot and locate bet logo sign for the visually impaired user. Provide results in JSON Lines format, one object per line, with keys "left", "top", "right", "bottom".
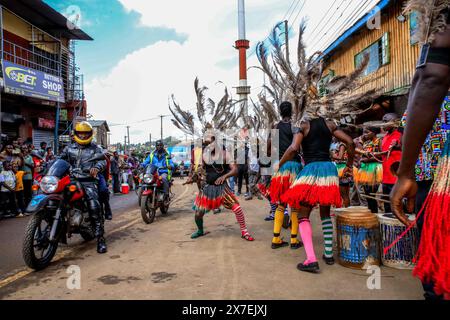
{"left": 5, "top": 66, "right": 37, "bottom": 86}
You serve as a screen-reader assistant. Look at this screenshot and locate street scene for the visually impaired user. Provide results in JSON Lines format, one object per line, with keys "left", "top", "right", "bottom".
{"left": 1, "top": 0, "right": 450, "bottom": 302}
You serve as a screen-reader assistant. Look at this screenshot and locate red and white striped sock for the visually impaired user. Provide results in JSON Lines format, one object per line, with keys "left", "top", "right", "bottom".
{"left": 232, "top": 204, "right": 249, "bottom": 235}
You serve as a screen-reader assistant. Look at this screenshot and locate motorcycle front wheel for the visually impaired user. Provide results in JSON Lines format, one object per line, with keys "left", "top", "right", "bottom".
{"left": 22, "top": 211, "right": 59, "bottom": 271}
{"left": 141, "top": 194, "right": 156, "bottom": 224}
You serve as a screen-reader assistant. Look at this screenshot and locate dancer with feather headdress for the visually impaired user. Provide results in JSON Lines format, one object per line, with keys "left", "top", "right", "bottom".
{"left": 257, "top": 20, "right": 380, "bottom": 272}
{"left": 170, "top": 78, "right": 255, "bottom": 241}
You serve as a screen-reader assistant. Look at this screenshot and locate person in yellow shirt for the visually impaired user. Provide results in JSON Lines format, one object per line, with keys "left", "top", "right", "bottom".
{"left": 12, "top": 163, "right": 26, "bottom": 216}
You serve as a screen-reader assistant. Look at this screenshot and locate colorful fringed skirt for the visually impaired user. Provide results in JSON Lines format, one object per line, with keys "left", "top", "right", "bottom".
{"left": 412, "top": 133, "right": 450, "bottom": 296}
{"left": 281, "top": 161, "right": 342, "bottom": 208}
{"left": 194, "top": 183, "right": 238, "bottom": 213}
{"left": 355, "top": 162, "right": 383, "bottom": 186}
{"left": 268, "top": 161, "right": 303, "bottom": 203}
{"left": 336, "top": 163, "right": 353, "bottom": 186}
{"left": 257, "top": 175, "right": 272, "bottom": 200}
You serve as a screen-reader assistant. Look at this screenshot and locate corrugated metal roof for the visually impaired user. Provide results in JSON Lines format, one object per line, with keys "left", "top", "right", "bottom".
{"left": 87, "top": 120, "right": 110, "bottom": 132}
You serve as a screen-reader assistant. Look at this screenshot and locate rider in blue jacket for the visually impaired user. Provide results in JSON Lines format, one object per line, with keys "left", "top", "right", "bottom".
{"left": 142, "top": 140, "right": 174, "bottom": 199}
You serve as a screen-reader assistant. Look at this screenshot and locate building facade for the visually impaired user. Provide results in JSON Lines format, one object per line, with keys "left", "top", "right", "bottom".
{"left": 0, "top": 0, "right": 92, "bottom": 150}
{"left": 87, "top": 120, "right": 110, "bottom": 149}
{"left": 320, "top": 0, "right": 422, "bottom": 118}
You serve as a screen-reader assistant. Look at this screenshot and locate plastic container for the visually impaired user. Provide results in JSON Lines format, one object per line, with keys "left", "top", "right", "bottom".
{"left": 121, "top": 183, "right": 129, "bottom": 194}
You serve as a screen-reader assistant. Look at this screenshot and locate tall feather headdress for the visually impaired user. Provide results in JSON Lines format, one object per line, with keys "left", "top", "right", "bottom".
{"left": 256, "top": 21, "right": 381, "bottom": 127}
{"left": 404, "top": 0, "right": 450, "bottom": 44}
{"left": 169, "top": 78, "right": 243, "bottom": 140}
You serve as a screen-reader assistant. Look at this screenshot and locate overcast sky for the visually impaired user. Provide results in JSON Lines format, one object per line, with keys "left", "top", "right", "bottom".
{"left": 45, "top": 0, "right": 381, "bottom": 144}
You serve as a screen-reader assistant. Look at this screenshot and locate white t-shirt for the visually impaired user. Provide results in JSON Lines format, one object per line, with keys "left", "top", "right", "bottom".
{"left": 0, "top": 170, "right": 16, "bottom": 192}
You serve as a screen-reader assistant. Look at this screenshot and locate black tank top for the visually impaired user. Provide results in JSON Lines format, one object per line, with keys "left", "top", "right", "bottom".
{"left": 205, "top": 162, "right": 230, "bottom": 185}
{"left": 204, "top": 147, "right": 230, "bottom": 185}
{"left": 302, "top": 118, "right": 332, "bottom": 164}
{"left": 276, "top": 121, "right": 302, "bottom": 163}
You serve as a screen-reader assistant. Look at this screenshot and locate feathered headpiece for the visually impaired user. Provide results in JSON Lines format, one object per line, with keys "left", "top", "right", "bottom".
{"left": 256, "top": 21, "right": 381, "bottom": 127}
{"left": 404, "top": 0, "right": 450, "bottom": 44}
{"left": 169, "top": 78, "right": 243, "bottom": 139}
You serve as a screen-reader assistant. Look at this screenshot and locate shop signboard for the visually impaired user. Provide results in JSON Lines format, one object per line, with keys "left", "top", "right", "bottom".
{"left": 2, "top": 60, "right": 65, "bottom": 103}
{"left": 38, "top": 118, "right": 56, "bottom": 129}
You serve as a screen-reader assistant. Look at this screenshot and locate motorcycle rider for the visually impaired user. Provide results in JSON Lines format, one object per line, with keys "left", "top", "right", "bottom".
{"left": 59, "top": 121, "right": 108, "bottom": 254}
{"left": 142, "top": 140, "right": 174, "bottom": 200}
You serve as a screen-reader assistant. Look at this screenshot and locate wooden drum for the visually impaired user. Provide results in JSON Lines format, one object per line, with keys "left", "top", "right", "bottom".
{"left": 337, "top": 211, "right": 381, "bottom": 270}
{"left": 378, "top": 214, "right": 419, "bottom": 270}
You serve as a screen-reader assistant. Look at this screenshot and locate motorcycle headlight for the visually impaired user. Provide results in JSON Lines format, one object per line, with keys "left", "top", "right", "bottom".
{"left": 40, "top": 176, "right": 59, "bottom": 194}
{"left": 143, "top": 174, "right": 152, "bottom": 184}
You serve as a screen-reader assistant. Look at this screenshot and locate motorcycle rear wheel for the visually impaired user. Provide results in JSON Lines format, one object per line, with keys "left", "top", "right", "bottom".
{"left": 141, "top": 194, "right": 156, "bottom": 224}
{"left": 22, "top": 212, "right": 59, "bottom": 271}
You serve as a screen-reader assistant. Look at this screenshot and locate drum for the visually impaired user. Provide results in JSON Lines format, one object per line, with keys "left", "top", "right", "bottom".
{"left": 378, "top": 214, "right": 419, "bottom": 270}
{"left": 334, "top": 206, "right": 372, "bottom": 215}
{"left": 337, "top": 212, "right": 381, "bottom": 269}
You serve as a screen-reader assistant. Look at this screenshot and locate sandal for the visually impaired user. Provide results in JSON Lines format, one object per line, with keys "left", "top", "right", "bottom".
{"left": 242, "top": 233, "right": 255, "bottom": 241}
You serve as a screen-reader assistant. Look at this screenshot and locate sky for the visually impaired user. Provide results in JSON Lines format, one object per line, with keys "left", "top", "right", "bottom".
{"left": 44, "top": 0, "right": 381, "bottom": 144}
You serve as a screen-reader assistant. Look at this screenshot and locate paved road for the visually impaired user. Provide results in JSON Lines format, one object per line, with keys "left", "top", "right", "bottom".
{"left": 0, "top": 192, "right": 139, "bottom": 279}
{"left": 0, "top": 181, "right": 423, "bottom": 300}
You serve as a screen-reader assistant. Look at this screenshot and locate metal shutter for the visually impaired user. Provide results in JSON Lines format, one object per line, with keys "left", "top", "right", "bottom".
{"left": 32, "top": 129, "right": 54, "bottom": 149}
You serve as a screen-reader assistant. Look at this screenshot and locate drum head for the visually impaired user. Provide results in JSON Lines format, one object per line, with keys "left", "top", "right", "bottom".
{"left": 338, "top": 212, "right": 379, "bottom": 228}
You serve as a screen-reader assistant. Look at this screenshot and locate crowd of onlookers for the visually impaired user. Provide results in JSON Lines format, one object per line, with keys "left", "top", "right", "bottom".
{"left": 0, "top": 137, "right": 54, "bottom": 219}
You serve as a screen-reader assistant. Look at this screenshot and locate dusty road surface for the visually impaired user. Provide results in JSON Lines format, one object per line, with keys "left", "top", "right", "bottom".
{"left": 0, "top": 181, "right": 423, "bottom": 300}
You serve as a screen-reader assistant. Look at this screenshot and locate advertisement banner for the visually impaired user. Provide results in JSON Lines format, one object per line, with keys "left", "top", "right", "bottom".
{"left": 38, "top": 118, "right": 56, "bottom": 129}
{"left": 2, "top": 60, "right": 65, "bottom": 103}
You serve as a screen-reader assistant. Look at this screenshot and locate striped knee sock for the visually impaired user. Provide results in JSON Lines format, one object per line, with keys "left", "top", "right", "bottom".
{"left": 232, "top": 204, "right": 249, "bottom": 235}
{"left": 270, "top": 202, "right": 277, "bottom": 218}
{"left": 290, "top": 209, "right": 300, "bottom": 245}
{"left": 321, "top": 217, "right": 334, "bottom": 258}
{"left": 272, "top": 205, "right": 285, "bottom": 244}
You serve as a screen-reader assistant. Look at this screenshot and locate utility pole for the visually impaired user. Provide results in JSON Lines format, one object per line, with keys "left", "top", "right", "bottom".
{"left": 159, "top": 115, "right": 170, "bottom": 142}
{"left": 284, "top": 20, "right": 290, "bottom": 65}
{"left": 126, "top": 125, "right": 130, "bottom": 146}
{"left": 149, "top": 133, "right": 152, "bottom": 147}
{"left": 160, "top": 115, "right": 163, "bottom": 142}
{"left": 124, "top": 135, "right": 127, "bottom": 154}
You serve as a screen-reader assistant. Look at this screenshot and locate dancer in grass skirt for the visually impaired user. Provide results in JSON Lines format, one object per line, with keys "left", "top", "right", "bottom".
{"left": 355, "top": 127, "right": 383, "bottom": 213}
{"left": 191, "top": 135, "right": 254, "bottom": 241}
{"left": 279, "top": 117, "right": 355, "bottom": 272}
{"left": 267, "top": 102, "right": 303, "bottom": 249}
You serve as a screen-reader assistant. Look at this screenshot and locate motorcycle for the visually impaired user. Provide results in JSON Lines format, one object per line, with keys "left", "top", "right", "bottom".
{"left": 139, "top": 167, "right": 173, "bottom": 224}
{"left": 22, "top": 155, "right": 104, "bottom": 270}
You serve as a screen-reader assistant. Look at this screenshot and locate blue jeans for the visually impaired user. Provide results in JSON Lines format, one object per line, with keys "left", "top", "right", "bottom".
{"left": 228, "top": 176, "right": 235, "bottom": 194}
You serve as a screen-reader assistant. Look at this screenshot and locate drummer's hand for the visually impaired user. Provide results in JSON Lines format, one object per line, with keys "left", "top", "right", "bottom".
{"left": 390, "top": 176, "right": 417, "bottom": 227}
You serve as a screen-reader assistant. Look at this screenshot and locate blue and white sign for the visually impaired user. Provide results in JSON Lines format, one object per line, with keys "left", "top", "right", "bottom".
{"left": 2, "top": 60, "right": 65, "bottom": 103}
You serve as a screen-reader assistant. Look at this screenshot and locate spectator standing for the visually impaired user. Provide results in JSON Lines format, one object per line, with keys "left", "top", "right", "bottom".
{"left": 380, "top": 113, "right": 402, "bottom": 213}
{"left": 21, "top": 145, "right": 34, "bottom": 206}
{"left": 0, "top": 161, "right": 18, "bottom": 218}
{"left": 38, "top": 142, "right": 47, "bottom": 159}
{"left": 110, "top": 151, "right": 121, "bottom": 194}
{"left": 45, "top": 147, "right": 55, "bottom": 162}
{"left": 12, "top": 163, "right": 26, "bottom": 216}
